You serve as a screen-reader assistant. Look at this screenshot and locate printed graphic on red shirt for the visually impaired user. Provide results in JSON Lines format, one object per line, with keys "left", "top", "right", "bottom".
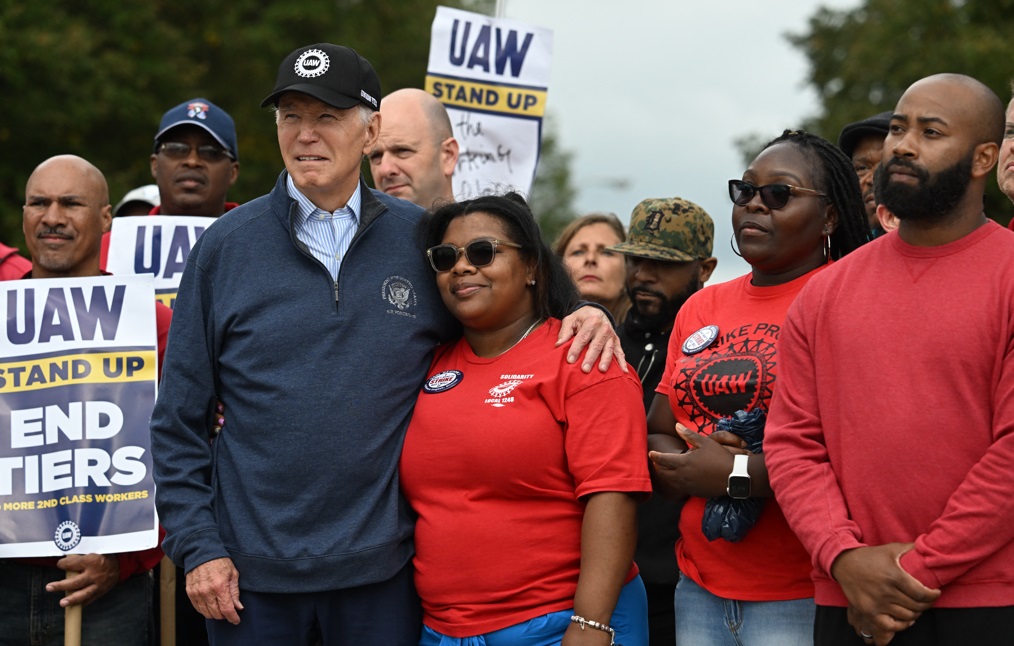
{"left": 673, "top": 323, "right": 779, "bottom": 432}
{"left": 484, "top": 373, "right": 533, "bottom": 407}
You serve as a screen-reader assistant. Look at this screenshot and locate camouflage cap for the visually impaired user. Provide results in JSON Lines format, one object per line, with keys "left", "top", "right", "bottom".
{"left": 609, "top": 198, "right": 714, "bottom": 262}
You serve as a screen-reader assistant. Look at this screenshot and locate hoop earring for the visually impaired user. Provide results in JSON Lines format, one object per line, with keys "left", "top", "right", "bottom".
{"left": 823, "top": 234, "right": 831, "bottom": 264}
{"left": 730, "top": 233, "right": 743, "bottom": 258}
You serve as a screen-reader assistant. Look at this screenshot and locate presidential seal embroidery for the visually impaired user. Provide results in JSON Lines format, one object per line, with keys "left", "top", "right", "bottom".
{"left": 423, "top": 370, "right": 464, "bottom": 393}
{"left": 382, "top": 276, "right": 417, "bottom": 318}
{"left": 682, "top": 325, "right": 719, "bottom": 355}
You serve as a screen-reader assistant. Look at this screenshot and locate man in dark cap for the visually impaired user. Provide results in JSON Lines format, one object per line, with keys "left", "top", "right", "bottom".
{"left": 610, "top": 197, "right": 716, "bottom": 646}
{"left": 100, "top": 98, "right": 240, "bottom": 270}
{"left": 838, "top": 111, "right": 896, "bottom": 236}
{"left": 149, "top": 98, "right": 239, "bottom": 218}
{"left": 150, "top": 43, "right": 618, "bottom": 645}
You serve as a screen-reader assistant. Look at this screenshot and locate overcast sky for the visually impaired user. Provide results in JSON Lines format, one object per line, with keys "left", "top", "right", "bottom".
{"left": 500, "top": 0, "right": 861, "bottom": 284}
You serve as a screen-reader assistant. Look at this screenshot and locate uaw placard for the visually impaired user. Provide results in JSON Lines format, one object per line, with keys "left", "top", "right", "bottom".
{"left": 427, "top": 6, "right": 553, "bottom": 199}
{"left": 0, "top": 276, "right": 158, "bottom": 557}
{"left": 106, "top": 215, "right": 216, "bottom": 309}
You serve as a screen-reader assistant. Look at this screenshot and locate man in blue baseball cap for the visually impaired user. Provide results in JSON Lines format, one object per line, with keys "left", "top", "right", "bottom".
{"left": 100, "top": 98, "right": 241, "bottom": 269}
{"left": 150, "top": 98, "right": 239, "bottom": 218}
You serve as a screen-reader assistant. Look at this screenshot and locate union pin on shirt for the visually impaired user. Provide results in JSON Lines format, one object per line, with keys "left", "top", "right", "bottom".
{"left": 682, "top": 324, "right": 719, "bottom": 355}
{"left": 422, "top": 370, "right": 464, "bottom": 394}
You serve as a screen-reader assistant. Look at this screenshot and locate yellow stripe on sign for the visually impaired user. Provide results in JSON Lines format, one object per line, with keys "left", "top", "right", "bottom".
{"left": 425, "top": 76, "right": 547, "bottom": 117}
{"left": 155, "top": 292, "right": 176, "bottom": 309}
{"left": 0, "top": 351, "right": 157, "bottom": 393}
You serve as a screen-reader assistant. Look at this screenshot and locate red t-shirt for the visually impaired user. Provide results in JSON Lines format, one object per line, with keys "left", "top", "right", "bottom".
{"left": 400, "top": 318, "right": 651, "bottom": 636}
{"left": 0, "top": 243, "right": 31, "bottom": 281}
{"left": 656, "top": 271, "right": 821, "bottom": 601}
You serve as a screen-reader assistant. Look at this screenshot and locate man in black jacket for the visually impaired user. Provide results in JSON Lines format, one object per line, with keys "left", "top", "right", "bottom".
{"left": 610, "top": 197, "right": 716, "bottom": 645}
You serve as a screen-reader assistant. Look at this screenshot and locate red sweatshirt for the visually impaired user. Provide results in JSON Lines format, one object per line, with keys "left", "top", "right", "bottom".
{"left": 765, "top": 221, "right": 1014, "bottom": 608}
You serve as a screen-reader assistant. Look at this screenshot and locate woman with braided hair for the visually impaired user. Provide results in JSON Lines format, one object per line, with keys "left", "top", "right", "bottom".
{"left": 646, "top": 130, "right": 869, "bottom": 645}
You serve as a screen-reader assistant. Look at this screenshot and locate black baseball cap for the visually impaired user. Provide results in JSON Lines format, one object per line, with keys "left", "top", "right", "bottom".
{"left": 261, "top": 43, "right": 381, "bottom": 111}
{"left": 838, "top": 111, "right": 892, "bottom": 159}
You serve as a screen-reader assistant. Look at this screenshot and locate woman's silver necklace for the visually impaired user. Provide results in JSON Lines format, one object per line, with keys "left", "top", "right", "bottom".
{"left": 497, "top": 318, "right": 543, "bottom": 356}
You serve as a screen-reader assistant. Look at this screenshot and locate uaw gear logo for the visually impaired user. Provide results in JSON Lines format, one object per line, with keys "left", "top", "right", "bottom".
{"left": 382, "top": 276, "right": 417, "bottom": 318}
{"left": 489, "top": 380, "right": 522, "bottom": 398}
{"left": 485, "top": 380, "right": 522, "bottom": 407}
{"left": 674, "top": 329, "right": 777, "bottom": 431}
{"left": 54, "top": 520, "right": 82, "bottom": 552}
{"left": 295, "top": 49, "right": 330, "bottom": 78}
{"left": 187, "top": 102, "right": 210, "bottom": 120}
{"left": 423, "top": 370, "right": 463, "bottom": 393}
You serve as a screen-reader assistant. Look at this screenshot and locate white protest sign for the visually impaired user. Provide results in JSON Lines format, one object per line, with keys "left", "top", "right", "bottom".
{"left": 0, "top": 275, "right": 159, "bottom": 557}
{"left": 106, "top": 215, "right": 216, "bottom": 309}
{"left": 427, "top": 6, "right": 553, "bottom": 199}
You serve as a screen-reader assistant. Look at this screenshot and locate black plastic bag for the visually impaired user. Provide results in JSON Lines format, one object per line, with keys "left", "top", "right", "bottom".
{"left": 701, "top": 409, "right": 766, "bottom": 542}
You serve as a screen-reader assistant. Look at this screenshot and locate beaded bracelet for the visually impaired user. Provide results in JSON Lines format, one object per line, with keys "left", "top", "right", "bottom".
{"left": 570, "top": 615, "right": 616, "bottom": 645}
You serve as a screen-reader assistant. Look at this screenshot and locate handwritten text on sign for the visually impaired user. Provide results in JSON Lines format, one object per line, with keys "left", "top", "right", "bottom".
{"left": 427, "top": 6, "right": 553, "bottom": 199}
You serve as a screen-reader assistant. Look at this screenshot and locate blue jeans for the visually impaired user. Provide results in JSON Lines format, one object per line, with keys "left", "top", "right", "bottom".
{"left": 419, "top": 576, "right": 648, "bottom": 646}
{"left": 674, "top": 574, "right": 813, "bottom": 646}
{"left": 0, "top": 560, "right": 152, "bottom": 646}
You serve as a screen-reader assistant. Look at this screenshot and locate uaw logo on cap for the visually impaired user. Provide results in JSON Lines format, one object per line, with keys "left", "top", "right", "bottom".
{"left": 423, "top": 370, "right": 464, "bottom": 393}
{"left": 682, "top": 325, "right": 719, "bottom": 355}
{"left": 54, "top": 520, "right": 82, "bottom": 552}
{"left": 187, "top": 102, "right": 209, "bottom": 120}
{"left": 295, "top": 49, "right": 330, "bottom": 78}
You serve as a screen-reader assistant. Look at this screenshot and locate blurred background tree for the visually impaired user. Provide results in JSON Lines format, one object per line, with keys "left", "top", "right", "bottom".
{"left": 741, "top": 0, "right": 1014, "bottom": 224}
{"left": 0, "top": 0, "right": 575, "bottom": 249}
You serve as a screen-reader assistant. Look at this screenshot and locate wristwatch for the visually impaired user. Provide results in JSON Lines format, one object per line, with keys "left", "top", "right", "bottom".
{"left": 726, "top": 454, "right": 751, "bottom": 499}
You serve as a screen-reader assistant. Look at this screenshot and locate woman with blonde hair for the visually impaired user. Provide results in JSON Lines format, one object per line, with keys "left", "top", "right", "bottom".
{"left": 554, "top": 213, "right": 630, "bottom": 322}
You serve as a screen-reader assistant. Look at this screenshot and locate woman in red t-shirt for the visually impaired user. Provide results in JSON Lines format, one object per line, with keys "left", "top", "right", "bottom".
{"left": 401, "top": 192, "right": 652, "bottom": 646}
{"left": 646, "top": 130, "right": 870, "bottom": 645}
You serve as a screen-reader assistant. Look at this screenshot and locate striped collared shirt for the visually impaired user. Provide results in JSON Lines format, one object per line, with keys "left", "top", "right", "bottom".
{"left": 287, "top": 175, "right": 361, "bottom": 282}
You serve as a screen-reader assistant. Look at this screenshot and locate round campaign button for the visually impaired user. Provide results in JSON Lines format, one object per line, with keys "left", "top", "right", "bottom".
{"left": 682, "top": 325, "right": 719, "bottom": 355}
{"left": 423, "top": 370, "right": 464, "bottom": 393}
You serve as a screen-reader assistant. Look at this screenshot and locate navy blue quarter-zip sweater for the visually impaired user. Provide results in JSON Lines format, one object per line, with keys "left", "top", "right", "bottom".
{"left": 151, "top": 172, "right": 458, "bottom": 593}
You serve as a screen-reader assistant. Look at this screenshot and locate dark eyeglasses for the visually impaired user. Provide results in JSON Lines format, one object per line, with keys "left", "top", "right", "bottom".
{"left": 159, "top": 141, "right": 234, "bottom": 162}
{"left": 426, "top": 238, "right": 522, "bottom": 272}
{"left": 728, "top": 179, "right": 827, "bottom": 210}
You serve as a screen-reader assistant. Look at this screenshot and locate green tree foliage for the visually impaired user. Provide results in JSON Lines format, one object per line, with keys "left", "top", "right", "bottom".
{"left": 0, "top": 0, "right": 570, "bottom": 252}
{"left": 788, "top": 0, "right": 1014, "bottom": 224}
{"left": 529, "top": 116, "right": 577, "bottom": 244}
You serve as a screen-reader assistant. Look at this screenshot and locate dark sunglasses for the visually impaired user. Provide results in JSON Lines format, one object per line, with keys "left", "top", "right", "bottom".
{"left": 426, "top": 238, "right": 522, "bottom": 272}
{"left": 159, "top": 141, "right": 234, "bottom": 162}
{"left": 728, "top": 179, "right": 827, "bottom": 210}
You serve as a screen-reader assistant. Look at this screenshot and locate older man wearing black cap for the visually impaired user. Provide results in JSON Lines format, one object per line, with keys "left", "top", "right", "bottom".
{"left": 838, "top": 111, "right": 895, "bottom": 236}
{"left": 150, "top": 43, "right": 617, "bottom": 645}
